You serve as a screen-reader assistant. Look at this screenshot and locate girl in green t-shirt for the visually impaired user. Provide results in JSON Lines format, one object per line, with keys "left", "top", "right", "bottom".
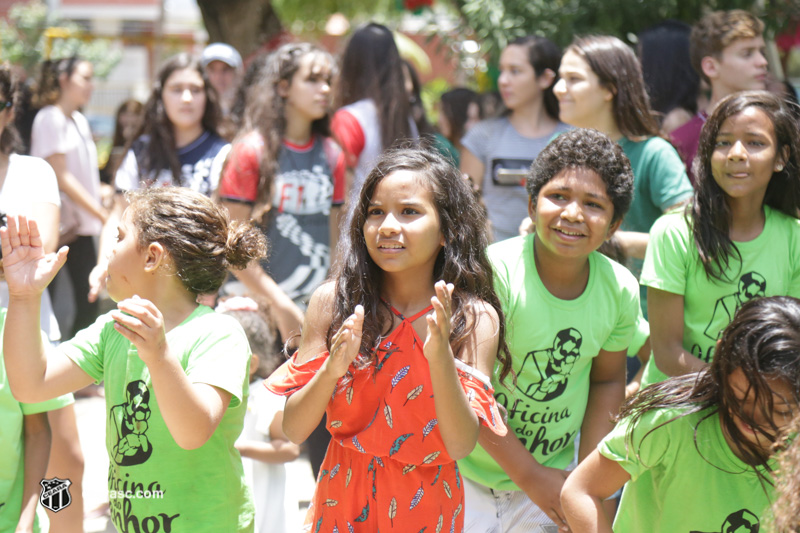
{"left": 644, "top": 91, "right": 800, "bottom": 381}
{"left": 562, "top": 295, "right": 800, "bottom": 532}
{"left": 0, "top": 187, "right": 268, "bottom": 531}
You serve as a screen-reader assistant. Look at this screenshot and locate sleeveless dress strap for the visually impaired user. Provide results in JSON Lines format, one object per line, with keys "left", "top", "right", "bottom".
{"left": 383, "top": 300, "right": 434, "bottom": 323}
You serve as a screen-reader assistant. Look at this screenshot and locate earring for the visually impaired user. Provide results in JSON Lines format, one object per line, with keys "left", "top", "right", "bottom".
{"left": 776, "top": 164, "right": 784, "bottom": 172}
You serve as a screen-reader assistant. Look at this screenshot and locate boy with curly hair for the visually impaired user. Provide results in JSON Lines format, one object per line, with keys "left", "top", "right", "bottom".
{"left": 459, "top": 128, "right": 640, "bottom": 532}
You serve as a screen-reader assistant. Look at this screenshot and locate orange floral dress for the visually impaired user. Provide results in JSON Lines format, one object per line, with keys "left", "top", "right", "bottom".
{"left": 266, "top": 304, "right": 507, "bottom": 533}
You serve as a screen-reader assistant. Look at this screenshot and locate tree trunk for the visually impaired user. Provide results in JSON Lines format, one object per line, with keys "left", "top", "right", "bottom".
{"left": 196, "top": 0, "right": 283, "bottom": 59}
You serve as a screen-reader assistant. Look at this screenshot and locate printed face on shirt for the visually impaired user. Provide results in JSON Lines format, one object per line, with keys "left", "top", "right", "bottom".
{"left": 106, "top": 208, "right": 148, "bottom": 302}
{"left": 553, "top": 50, "right": 614, "bottom": 129}
{"left": 282, "top": 53, "right": 332, "bottom": 124}
{"left": 707, "top": 37, "right": 768, "bottom": 95}
{"left": 711, "top": 106, "right": 784, "bottom": 204}
{"left": 497, "top": 44, "right": 551, "bottom": 112}
{"left": 363, "top": 170, "right": 444, "bottom": 278}
{"left": 162, "top": 67, "right": 207, "bottom": 134}
{"left": 61, "top": 61, "right": 94, "bottom": 109}
{"left": 530, "top": 166, "right": 619, "bottom": 261}
{"left": 725, "top": 367, "right": 797, "bottom": 455}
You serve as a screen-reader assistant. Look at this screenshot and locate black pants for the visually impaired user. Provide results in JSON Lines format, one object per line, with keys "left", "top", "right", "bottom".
{"left": 49, "top": 235, "right": 99, "bottom": 339}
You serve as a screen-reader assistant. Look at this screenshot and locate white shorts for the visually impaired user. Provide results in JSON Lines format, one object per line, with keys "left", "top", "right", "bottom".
{"left": 463, "top": 476, "right": 560, "bottom": 533}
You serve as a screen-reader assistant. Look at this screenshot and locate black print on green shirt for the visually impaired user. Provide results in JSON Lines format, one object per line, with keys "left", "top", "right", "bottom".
{"left": 704, "top": 271, "right": 766, "bottom": 342}
{"left": 689, "top": 508, "right": 759, "bottom": 533}
{"left": 110, "top": 380, "right": 153, "bottom": 466}
{"left": 517, "top": 328, "right": 582, "bottom": 402}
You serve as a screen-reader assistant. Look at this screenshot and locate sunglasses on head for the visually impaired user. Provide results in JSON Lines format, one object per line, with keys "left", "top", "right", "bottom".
{"left": 0, "top": 100, "right": 11, "bottom": 111}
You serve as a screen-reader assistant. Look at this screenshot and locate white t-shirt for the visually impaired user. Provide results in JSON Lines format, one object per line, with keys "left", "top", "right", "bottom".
{"left": 30, "top": 105, "right": 102, "bottom": 237}
{"left": 0, "top": 154, "right": 61, "bottom": 341}
{"left": 239, "top": 380, "right": 293, "bottom": 533}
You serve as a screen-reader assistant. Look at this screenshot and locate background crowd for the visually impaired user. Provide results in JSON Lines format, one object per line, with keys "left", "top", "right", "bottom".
{"left": 0, "top": 5, "right": 800, "bottom": 533}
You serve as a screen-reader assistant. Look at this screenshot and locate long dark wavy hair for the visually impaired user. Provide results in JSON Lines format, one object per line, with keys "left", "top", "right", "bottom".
{"left": 130, "top": 54, "right": 222, "bottom": 183}
{"left": 619, "top": 296, "right": 800, "bottom": 477}
{"left": 502, "top": 35, "right": 562, "bottom": 122}
{"left": 566, "top": 36, "right": 660, "bottom": 138}
{"left": 689, "top": 91, "right": 800, "bottom": 281}
{"left": 328, "top": 146, "right": 513, "bottom": 384}
{"left": 336, "top": 23, "right": 413, "bottom": 151}
{"left": 233, "top": 43, "right": 335, "bottom": 219}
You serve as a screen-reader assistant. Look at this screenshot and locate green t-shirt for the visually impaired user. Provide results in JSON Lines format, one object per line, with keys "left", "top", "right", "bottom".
{"left": 600, "top": 406, "right": 774, "bottom": 533}
{"left": 0, "top": 309, "right": 73, "bottom": 533}
{"left": 640, "top": 207, "right": 800, "bottom": 385}
{"left": 617, "top": 136, "right": 693, "bottom": 236}
{"left": 62, "top": 305, "right": 255, "bottom": 532}
{"left": 618, "top": 136, "right": 693, "bottom": 319}
{"left": 458, "top": 235, "right": 640, "bottom": 490}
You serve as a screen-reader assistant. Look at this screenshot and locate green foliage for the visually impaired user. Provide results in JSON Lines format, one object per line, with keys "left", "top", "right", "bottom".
{"left": 0, "top": 1, "right": 120, "bottom": 78}
{"left": 454, "top": 0, "right": 797, "bottom": 59}
{"left": 272, "top": 0, "right": 400, "bottom": 30}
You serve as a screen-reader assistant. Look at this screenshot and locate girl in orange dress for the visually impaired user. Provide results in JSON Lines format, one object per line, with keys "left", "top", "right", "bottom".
{"left": 267, "top": 147, "right": 513, "bottom": 532}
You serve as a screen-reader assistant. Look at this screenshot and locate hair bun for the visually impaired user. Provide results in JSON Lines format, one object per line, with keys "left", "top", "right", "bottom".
{"left": 224, "top": 219, "right": 268, "bottom": 270}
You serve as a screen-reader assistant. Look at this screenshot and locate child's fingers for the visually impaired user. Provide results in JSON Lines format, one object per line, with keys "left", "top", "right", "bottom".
{"left": 113, "top": 320, "right": 143, "bottom": 343}
{"left": 352, "top": 305, "right": 364, "bottom": 335}
{"left": 5, "top": 215, "right": 20, "bottom": 248}
{"left": 27, "top": 218, "right": 42, "bottom": 247}
{"left": 116, "top": 302, "right": 157, "bottom": 328}
{"left": 16, "top": 215, "right": 30, "bottom": 247}
{"left": 0, "top": 227, "right": 10, "bottom": 257}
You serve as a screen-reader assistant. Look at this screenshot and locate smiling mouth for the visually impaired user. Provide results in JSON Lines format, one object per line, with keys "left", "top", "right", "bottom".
{"left": 378, "top": 243, "right": 404, "bottom": 250}
{"left": 553, "top": 227, "right": 585, "bottom": 238}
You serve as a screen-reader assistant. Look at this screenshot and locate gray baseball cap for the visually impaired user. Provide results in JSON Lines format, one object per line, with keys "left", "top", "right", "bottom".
{"left": 201, "top": 43, "right": 243, "bottom": 70}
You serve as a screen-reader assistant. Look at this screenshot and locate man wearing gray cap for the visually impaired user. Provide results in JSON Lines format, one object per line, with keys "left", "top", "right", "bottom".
{"left": 201, "top": 42, "right": 243, "bottom": 116}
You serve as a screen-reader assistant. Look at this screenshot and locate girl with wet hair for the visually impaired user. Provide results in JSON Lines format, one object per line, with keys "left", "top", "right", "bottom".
{"left": 266, "top": 146, "right": 511, "bottom": 531}
{"left": 461, "top": 35, "right": 569, "bottom": 242}
{"left": 554, "top": 35, "right": 693, "bottom": 311}
{"left": 562, "top": 295, "right": 800, "bottom": 532}
{"left": 1, "top": 187, "right": 267, "bottom": 532}
{"left": 641, "top": 91, "right": 800, "bottom": 385}
{"left": 332, "top": 22, "right": 419, "bottom": 197}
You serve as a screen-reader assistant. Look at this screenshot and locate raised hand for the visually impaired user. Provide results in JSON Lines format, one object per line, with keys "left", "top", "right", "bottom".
{"left": 0, "top": 215, "right": 68, "bottom": 298}
{"left": 424, "top": 280, "right": 454, "bottom": 362}
{"left": 322, "top": 305, "right": 364, "bottom": 379}
{"left": 111, "top": 296, "right": 168, "bottom": 366}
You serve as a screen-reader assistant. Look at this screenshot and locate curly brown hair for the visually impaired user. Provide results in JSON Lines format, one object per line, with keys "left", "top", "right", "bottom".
{"left": 526, "top": 127, "right": 634, "bottom": 224}
{"left": 127, "top": 187, "right": 267, "bottom": 295}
